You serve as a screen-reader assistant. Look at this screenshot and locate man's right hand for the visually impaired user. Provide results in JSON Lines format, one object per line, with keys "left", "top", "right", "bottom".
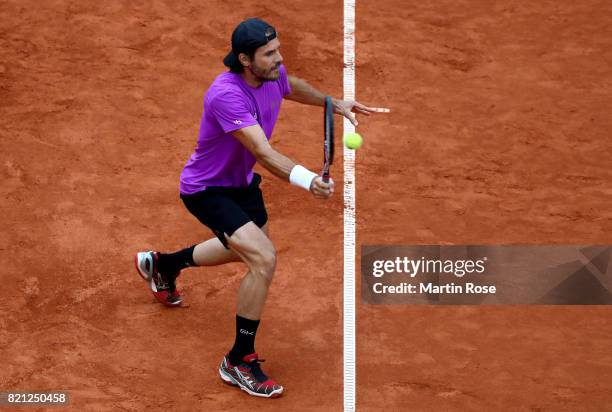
{"left": 310, "top": 176, "right": 334, "bottom": 199}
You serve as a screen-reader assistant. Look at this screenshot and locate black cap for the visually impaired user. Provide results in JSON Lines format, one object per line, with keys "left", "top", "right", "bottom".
{"left": 223, "top": 18, "right": 277, "bottom": 68}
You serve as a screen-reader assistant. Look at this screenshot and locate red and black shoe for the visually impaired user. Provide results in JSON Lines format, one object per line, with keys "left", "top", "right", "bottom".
{"left": 134, "top": 251, "right": 182, "bottom": 307}
{"left": 219, "top": 353, "right": 284, "bottom": 398}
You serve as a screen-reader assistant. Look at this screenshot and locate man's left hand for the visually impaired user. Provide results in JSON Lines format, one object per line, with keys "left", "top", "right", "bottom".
{"left": 332, "top": 99, "right": 390, "bottom": 127}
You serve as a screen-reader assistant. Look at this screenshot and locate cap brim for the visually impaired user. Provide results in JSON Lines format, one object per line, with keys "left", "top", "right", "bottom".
{"left": 223, "top": 51, "right": 238, "bottom": 67}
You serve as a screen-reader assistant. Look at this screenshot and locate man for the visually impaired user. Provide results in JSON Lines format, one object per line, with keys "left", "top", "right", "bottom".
{"left": 135, "top": 18, "right": 382, "bottom": 398}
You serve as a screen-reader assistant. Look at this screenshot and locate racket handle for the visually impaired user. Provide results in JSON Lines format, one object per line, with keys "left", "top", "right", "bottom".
{"left": 322, "top": 174, "right": 330, "bottom": 183}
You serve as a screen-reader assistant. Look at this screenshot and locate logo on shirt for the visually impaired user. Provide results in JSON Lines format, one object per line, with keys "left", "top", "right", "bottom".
{"left": 233, "top": 119, "right": 242, "bottom": 125}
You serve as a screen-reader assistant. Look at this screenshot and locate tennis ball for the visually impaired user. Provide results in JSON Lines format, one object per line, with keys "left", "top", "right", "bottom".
{"left": 343, "top": 132, "right": 363, "bottom": 150}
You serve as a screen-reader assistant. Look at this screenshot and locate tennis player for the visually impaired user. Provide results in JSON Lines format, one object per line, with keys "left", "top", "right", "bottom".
{"left": 135, "top": 18, "right": 385, "bottom": 398}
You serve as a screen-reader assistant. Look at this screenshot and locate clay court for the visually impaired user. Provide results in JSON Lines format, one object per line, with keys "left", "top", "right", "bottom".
{"left": 1, "top": 0, "right": 611, "bottom": 411}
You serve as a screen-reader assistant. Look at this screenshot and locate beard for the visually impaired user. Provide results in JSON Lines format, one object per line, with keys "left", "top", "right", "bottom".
{"left": 249, "top": 62, "right": 280, "bottom": 82}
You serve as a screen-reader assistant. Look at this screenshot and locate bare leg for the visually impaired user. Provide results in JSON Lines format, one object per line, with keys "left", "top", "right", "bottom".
{"left": 193, "top": 224, "right": 268, "bottom": 267}
{"left": 225, "top": 222, "right": 276, "bottom": 320}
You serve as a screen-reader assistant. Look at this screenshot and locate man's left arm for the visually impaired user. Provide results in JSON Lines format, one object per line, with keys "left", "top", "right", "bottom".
{"left": 285, "top": 75, "right": 388, "bottom": 126}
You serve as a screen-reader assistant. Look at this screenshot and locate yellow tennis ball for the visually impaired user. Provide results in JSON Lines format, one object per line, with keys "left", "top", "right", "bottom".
{"left": 343, "top": 132, "right": 363, "bottom": 149}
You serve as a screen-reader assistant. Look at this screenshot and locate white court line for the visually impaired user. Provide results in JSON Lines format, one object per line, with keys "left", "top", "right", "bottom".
{"left": 343, "top": 0, "right": 356, "bottom": 411}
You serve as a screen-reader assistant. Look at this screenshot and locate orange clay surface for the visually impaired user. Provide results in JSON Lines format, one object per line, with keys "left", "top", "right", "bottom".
{"left": 1, "top": 1, "right": 611, "bottom": 411}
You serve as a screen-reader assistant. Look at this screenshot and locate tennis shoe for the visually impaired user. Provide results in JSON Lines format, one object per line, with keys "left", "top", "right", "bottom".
{"left": 134, "top": 251, "right": 182, "bottom": 307}
{"left": 219, "top": 353, "right": 283, "bottom": 398}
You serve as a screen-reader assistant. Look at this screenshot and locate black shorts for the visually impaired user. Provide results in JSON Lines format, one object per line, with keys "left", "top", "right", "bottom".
{"left": 180, "top": 173, "right": 268, "bottom": 249}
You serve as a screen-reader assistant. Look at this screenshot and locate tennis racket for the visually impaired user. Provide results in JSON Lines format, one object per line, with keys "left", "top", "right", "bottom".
{"left": 323, "top": 95, "right": 334, "bottom": 183}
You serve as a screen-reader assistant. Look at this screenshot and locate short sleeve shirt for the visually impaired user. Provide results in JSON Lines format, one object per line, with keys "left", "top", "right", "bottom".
{"left": 179, "top": 64, "right": 291, "bottom": 194}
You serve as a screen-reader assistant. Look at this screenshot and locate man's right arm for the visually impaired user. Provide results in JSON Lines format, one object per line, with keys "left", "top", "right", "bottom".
{"left": 232, "top": 125, "right": 295, "bottom": 181}
{"left": 232, "top": 125, "right": 333, "bottom": 199}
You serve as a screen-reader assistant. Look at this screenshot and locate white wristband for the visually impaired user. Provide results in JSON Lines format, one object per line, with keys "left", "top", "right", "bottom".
{"left": 289, "top": 165, "right": 318, "bottom": 191}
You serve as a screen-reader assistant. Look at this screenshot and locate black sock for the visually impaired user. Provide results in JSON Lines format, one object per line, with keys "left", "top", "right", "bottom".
{"left": 229, "top": 315, "right": 260, "bottom": 365}
{"left": 158, "top": 245, "right": 196, "bottom": 275}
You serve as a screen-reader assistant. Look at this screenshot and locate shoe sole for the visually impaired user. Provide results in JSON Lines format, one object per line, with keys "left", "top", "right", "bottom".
{"left": 218, "top": 368, "right": 283, "bottom": 398}
{"left": 134, "top": 252, "right": 182, "bottom": 307}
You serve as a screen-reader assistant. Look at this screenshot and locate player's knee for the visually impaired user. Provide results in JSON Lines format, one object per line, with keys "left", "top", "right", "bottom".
{"left": 260, "top": 247, "right": 277, "bottom": 272}
{"left": 252, "top": 246, "right": 276, "bottom": 282}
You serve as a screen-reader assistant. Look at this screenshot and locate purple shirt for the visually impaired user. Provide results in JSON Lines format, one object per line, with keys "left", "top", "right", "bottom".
{"left": 180, "top": 65, "right": 291, "bottom": 194}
